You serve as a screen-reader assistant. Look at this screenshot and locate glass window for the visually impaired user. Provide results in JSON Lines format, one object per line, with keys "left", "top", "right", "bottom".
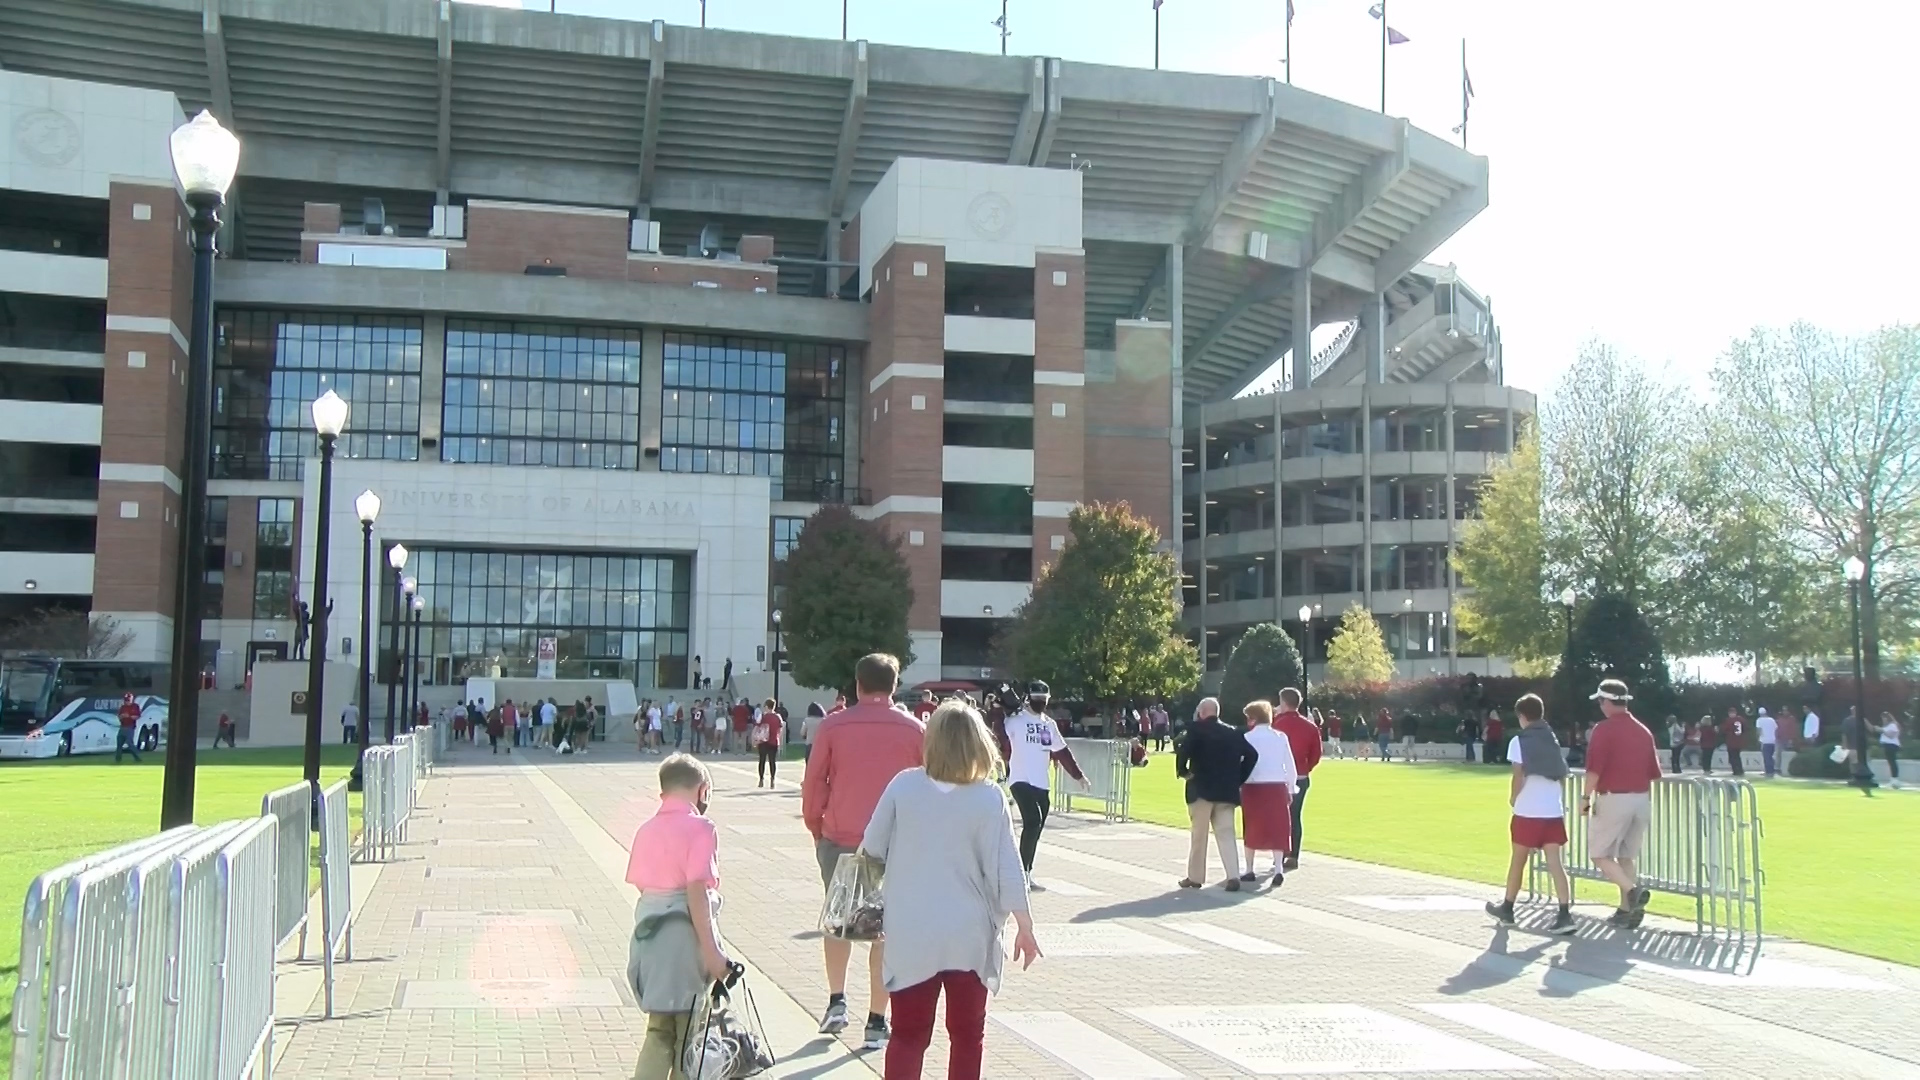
{"left": 202, "top": 496, "right": 228, "bottom": 618}
{"left": 661, "top": 333, "right": 848, "bottom": 502}
{"left": 441, "top": 320, "right": 643, "bottom": 469}
{"left": 253, "top": 498, "right": 294, "bottom": 619}
{"left": 390, "top": 547, "right": 693, "bottom": 689}
{"left": 212, "top": 311, "right": 423, "bottom": 480}
{"left": 1280, "top": 417, "right": 1360, "bottom": 459}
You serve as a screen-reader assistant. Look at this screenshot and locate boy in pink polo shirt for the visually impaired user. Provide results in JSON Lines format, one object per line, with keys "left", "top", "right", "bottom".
{"left": 626, "top": 754, "right": 733, "bottom": 1078}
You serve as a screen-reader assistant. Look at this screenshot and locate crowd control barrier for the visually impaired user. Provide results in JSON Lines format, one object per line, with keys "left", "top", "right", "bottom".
{"left": 1050, "top": 738, "right": 1133, "bottom": 823}
{"left": 359, "top": 738, "right": 417, "bottom": 862}
{"left": 13, "top": 817, "right": 278, "bottom": 1080}
{"left": 312, "top": 779, "right": 355, "bottom": 1018}
{"left": 1530, "top": 773, "right": 1764, "bottom": 963}
{"left": 261, "top": 781, "right": 313, "bottom": 951}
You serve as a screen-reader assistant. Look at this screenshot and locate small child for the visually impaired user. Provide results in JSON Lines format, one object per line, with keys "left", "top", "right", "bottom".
{"left": 626, "top": 754, "right": 733, "bottom": 1078}
{"left": 1485, "top": 694, "right": 1576, "bottom": 934}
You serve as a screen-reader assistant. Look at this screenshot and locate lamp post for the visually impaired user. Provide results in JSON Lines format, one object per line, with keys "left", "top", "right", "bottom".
{"left": 383, "top": 543, "right": 407, "bottom": 743}
{"left": 1844, "top": 555, "right": 1868, "bottom": 784}
{"left": 770, "top": 608, "right": 783, "bottom": 706}
{"left": 399, "top": 575, "right": 417, "bottom": 731}
{"left": 350, "top": 489, "right": 380, "bottom": 790}
{"left": 160, "top": 110, "right": 240, "bottom": 830}
{"left": 1558, "top": 587, "right": 1577, "bottom": 654}
{"left": 302, "top": 390, "right": 349, "bottom": 791}
{"left": 408, "top": 593, "right": 425, "bottom": 729}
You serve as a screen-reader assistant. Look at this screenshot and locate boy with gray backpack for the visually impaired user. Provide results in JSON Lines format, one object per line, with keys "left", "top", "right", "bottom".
{"left": 1485, "top": 694, "right": 1576, "bottom": 934}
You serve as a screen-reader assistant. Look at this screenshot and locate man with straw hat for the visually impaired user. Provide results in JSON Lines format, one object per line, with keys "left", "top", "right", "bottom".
{"left": 1580, "top": 678, "right": 1664, "bottom": 929}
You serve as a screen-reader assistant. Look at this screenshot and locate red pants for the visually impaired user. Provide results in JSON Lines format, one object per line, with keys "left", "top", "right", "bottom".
{"left": 886, "top": 970, "right": 988, "bottom": 1080}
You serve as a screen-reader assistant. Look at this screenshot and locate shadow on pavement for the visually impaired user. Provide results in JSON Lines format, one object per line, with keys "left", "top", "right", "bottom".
{"left": 1070, "top": 887, "right": 1258, "bottom": 923}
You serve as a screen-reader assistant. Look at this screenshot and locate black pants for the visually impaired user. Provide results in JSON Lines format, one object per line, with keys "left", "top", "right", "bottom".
{"left": 1886, "top": 745, "right": 1901, "bottom": 779}
{"left": 342, "top": 725, "right": 357, "bottom": 744}
{"left": 1671, "top": 744, "right": 1684, "bottom": 773}
{"left": 1728, "top": 746, "right": 1744, "bottom": 775}
{"left": 757, "top": 743, "right": 778, "bottom": 784}
{"left": 1009, "top": 781, "right": 1050, "bottom": 872}
{"left": 1289, "top": 774, "right": 1311, "bottom": 858}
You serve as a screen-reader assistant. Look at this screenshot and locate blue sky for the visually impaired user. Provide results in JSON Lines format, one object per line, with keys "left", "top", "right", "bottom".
{"left": 470, "top": 0, "right": 1920, "bottom": 400}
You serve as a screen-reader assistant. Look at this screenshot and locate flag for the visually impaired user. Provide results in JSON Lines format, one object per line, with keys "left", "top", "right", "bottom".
{"left": 1287, "top": 0, "right": 1295, "bottom": 25}
{"left": 1463, "top": 63, "right": 1474, "bottom": 117}
{"left": 1154, "top": 0, "right": 1163, "bottom": 8}
{"left": 1368, "top": 4, "right": 1409, "bottom": 43}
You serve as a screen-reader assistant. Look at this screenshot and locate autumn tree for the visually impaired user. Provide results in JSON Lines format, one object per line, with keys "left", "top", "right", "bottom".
{"left": 780, "top": 505, "right": 915, "bottom": 692}
{"left": 995, "top": 503, "right": 1199, "bottom": 705}
{"left": 1324, "top": 604, "right": 1394, "bottom": 692}
{"left": 0, "top": 607, "right": 133, "bottom": 658}
{"left": 1452, "top": 431, "right": 1560, "bottom": 666}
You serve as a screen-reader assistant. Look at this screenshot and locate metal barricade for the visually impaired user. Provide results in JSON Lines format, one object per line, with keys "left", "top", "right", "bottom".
{"left": 215, "top": 816, "right": 279, "bottom": 1080}
{"left": 1050, "top": 738, "right": 1133, "bottom": 823}
{"left": 358, "top": 743, "right": 415, "bottom": 862}
{"left": 1530, "top": 773, "right": 1764, "bottom": 962}
{"left": 314, "top": 779, "right": 354, "bottom": 1018}
{"left": 260, "top": 781, "right": 312, "bottom": 951}
{"left": 123, "top": 821, "right": 246, "bottom": 1080}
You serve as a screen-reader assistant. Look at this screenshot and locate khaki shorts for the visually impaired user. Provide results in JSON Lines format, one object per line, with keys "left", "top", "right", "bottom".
{"left": 1587, "top": 791, "right": 1651, "bottom": 861}
{"left": 816, "top": 838, "right": 856, "bottom": 889}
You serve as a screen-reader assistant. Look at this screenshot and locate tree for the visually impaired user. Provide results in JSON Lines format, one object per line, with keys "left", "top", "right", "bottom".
{"left": 1550, "top": 593, "right": 1674, "bottom": 728}
{"left": 780, "top": 505, "right": 915, "bottom": 692}
{"left": 1323, "top": 604, "right": 1394, "bottom": 691}
{"left": 0, "top": 607, "right": 133, "bottom": 657}
{"left": 1218, "top": 622, "right": 1303, "bottom": 721}
{"left": 1712, "top": 323, "right": 1920, "bottom": 679}
{"left": 1540, "top": 342, "right": 1696, "bottom": 630}
{"left": 1452, "top": 431, "right": 1560, "bottom": 665}
{"left": 996, "top": 502, "right": 1199, "bottom": 704}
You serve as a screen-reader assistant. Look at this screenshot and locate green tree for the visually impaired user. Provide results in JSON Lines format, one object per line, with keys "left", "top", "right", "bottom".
{"left": 1550, "top": 593, "right": 1675, "bottom": 729}
{"left": 1218, "top": 622, "right": 1304, "bottom": 720}
{"left": 1452, "top": 431, "right": 1560, "bottom": 665}
{"left": 1712, "top": 323, "right": 1920, "bottom": 679}
{"left": 1324, "top": 604, "right": 1395, "bottom": 691}
{"left": 780, "top": 504, "right": 915, "bottom": 692}
{"left": 996, "top": 502, "right": 1199, "bottom": 704}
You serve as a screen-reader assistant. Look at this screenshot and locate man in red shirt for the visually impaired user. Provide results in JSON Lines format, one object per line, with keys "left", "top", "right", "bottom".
{"left": 1580, "top": 678, "right": 1664, "bottom": 929}
{"left": 729, "top": 697, "right": 752, "bottom": 754}
{"left": 1271, "top": 688, "right": 1324, "bottom": 870}
{"left": 113, "top": 693, "right": 142, "bottom": 764}
{"left": 911, "top": 690, "right": 936, "bottom": 721}
{"left": 800, "top": 653, "right": 925, "bottom": 1049}
{"left": 1719, "top": 707, "right": 1748, "bottom": 777}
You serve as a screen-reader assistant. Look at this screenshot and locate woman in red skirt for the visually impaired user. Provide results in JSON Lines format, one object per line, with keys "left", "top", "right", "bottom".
{"left": 1238, "top": 700, "right": 1300, "bottom": 888}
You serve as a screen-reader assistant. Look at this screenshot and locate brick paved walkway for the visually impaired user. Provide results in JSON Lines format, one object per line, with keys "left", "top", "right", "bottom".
{"left": 271, "top": 740, "right": 1920, "bottom": 1079}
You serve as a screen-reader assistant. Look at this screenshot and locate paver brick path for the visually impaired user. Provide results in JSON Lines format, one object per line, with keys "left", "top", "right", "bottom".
{"left": 271, "top": 742, "right": 1920, "bottom": 1078}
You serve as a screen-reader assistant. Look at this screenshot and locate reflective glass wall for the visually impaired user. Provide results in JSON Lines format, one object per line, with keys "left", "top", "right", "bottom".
{"left": 442, "top": 320, "right": 643, "bottom": 468}
{"left": 660, "top": 332, "right": 848, "bottom": 501}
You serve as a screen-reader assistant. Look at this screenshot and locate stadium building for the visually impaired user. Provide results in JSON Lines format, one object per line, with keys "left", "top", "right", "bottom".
{"left": 0, "top": 0, "right": 1528, "bottom": 696}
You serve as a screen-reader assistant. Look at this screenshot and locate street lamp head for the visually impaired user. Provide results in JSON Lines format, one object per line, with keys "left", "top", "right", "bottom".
{"left": 387, "top": 542, "right": 408, "bottom": 570}
{"left": 771, "top": 608, "right": 782, "bottom": 626}
{"left": 354, "top": 489, "right": 381, "bottom": 526}
{"left": 310, "top": 389, "right": 350, "bottom": 438}
{"left": 411, "top": 595, "right": 425, "bottom": 612}
{"left": 1559, "top": 587, "right": 1577, "bottom": 608}
{"left": 1843, "top": 555, "right": 1865, "bottom": 583}
{"left": 982, "top": 605, "right": 994, "bottom": 617}
{"left": 1298, "top": 605, "right": 1312, "bottom": 624}
{"left": 402, "top": 575, "right": 417, "bottom": 596}
{"left": 1403, "top": 596, "right": 1414, "bottom": 609}
{"left": 168, "top": 110, "right": 240, "bottom": 200}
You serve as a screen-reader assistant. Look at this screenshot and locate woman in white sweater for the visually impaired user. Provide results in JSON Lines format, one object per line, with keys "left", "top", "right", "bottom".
{"left": 860, "top": 701, "right": 1043, "bottom": 1080}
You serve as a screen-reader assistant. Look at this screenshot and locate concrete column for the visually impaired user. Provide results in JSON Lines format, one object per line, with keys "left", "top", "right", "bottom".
{"left": 418, "top": 314, "right": 446, "bottom": 450}
{"left": 1360, "top": 292, "right": 1386, "bottom": 385}
{"left": 1195, "top": 399, "right": 1207, "bottom": 673}
{"left": 1290, "top": 271, "right": 1312, "bottom": 389}
{"left": 1271, "top": 390, "right": 1282, "bottom": 626}
{"left": 1167, "top": 244, "right": 1184, "bottom": 563}
{"left": 1444, "top": 382, "right": 1457, "bottom": 675}
{"left": 1360, "top": 385, "right": 1372, "bottom": 609}
{"left": 640, "top": 326, "right": 665, "bottom": 471}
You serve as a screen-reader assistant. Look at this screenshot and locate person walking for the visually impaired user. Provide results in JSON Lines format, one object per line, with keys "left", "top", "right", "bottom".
{"left": 1666, "top": 716, "right": 1687, "bottom": 775}
{"left": 540, "top": 696, "right": 557, "bottom": 748}
{"left": 1847, "top": 709, "right": 1879, "bottom": 795}
{"left": 1880, "top": 712, "right": 1903, "bottom": 788}
{"left": 1485, "top": 694, "right": 1576, "bottom": 934}
{"left": 859, "top": 700, "right": 1042, "bottom": 1080}
{"left": 729, "top": 697, "right": 752, "bottom": 754}
{"left": 214, "top": 710, "right": 237, "bottom": 749}
{"left": 1238, "top": 700, "right": 1297, "bottom": 887}
{"left": 514, "top": 698, "right": 530, "bottom": 748}
{"left": 486, "top": 702, "right": 504, "bottom": 754}
{"left": 999, "top": 681, "right": 1087, "bottom": 892}
{"left": 341, "top": 700, "right": 359, "bottom": 744}
{"left": 1461, "top": 709, "right": 1481, "bottom": 763}
{"left": 1580, "top": 679, "right": 1663, "bottom": 930}
{"left": 801, "top": 701, "right": 826, "bottom": 761}
{"left": 1756, "top": 706, "right": 1779, "bottom": 778}
{"left": 113, "top": 693, "right": 142, "bottom": 763}
{"left": 1484, "top": 709, "right": 1505, "bottom": 764}
{"left": 1802, "top": 705, "right": 1822, "bottom": 746}
{"left": 752, "top": 697, "right": 784, "bottom": 786}
{"left": 1698, "top": 711, "right": 1719, "bottom": 774}
{"left": 1373, "top": 708, "right": 1394, "bottom": 761}
{"left": 1175, "top": 696, "right": 1259, "bottom": 890}
{"left": 500, "top": 699, "right": 518, "bottom": 748}
{"left": 1720, "top": 706, "right": 1748, "bottom": 777}
{"left": 801, "top": 653, "right": 926, "bottom": 1049}
{"left": 1272, "top": 689, "right": 1322, "bottom": 871}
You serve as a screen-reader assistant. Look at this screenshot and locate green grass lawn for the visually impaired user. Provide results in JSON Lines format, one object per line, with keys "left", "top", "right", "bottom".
{"left": 1127, "top": 754, "right": 1917, "bottom": 966}
{"left": 0, "top": 746, "right": 363, "bottom": 1073}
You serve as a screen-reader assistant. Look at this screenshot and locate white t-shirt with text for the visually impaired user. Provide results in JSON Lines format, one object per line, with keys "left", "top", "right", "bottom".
{"left": 1005, "top": 708, "right": 1065, "bottom": 790}
{"left": 1506, "top": 736, "right": 1565, "bottom": 820}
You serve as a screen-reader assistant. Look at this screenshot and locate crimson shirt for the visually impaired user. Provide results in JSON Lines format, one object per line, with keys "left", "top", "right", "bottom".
{"left": 731, "top": 703, "right": 752, "bottom": 731}
{"left": 117, "top": 701, "right": 139, "bottom": 729}
{"left": 1272, "top": 709, "right": 1323, "bottom": 777}
{"left": 1721, "top": 714, "right": 1747, "bottom": 749}
{"left": 1585, "top": 712, "right": 1663, "bottom": 794}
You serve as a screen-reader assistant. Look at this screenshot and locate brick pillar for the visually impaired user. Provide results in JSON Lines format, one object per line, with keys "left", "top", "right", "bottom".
{"left": 1032, "top": 252, "right": 1085, "bottom": 574}
{"left": 861, "top": 244, "right": 946, "bottom": 642}
{"left": 94, "top": 182, "right": 193, "bottom": 661}
{"left": 1085, "top": 320, "right": 1173, "bottom": 541}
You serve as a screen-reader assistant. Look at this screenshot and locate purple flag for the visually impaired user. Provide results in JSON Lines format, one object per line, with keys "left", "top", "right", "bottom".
{"left": 1387, "top": 26, "right": 1409, "bottom": 44}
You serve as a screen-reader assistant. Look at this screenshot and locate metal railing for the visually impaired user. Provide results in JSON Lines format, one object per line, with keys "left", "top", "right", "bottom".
{"left": 359, "top": 736, "right": 418, "bottom": 862}
{"left": 1529, "top": 773, "right": 1764, "bottom": 964}
{"left": 1050, "top": 738, "right": 1134, "bottom": 823}
{"left": 216, "top": 817, "right": 279, "bottom": 1080}
{"left": 313, "top": 779, "right": 355, "bottom": 1018}
{"left": 261, "top": 781, "right": 312, "bottom": 952}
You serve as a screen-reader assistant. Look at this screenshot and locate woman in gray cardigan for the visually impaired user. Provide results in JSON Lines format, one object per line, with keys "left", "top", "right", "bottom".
{"left": 860, "top": 701, "right": 1042, "bottom": 1080}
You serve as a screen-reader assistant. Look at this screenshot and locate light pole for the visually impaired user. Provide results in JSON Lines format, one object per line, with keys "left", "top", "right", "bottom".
{"left": 351, "top": 489, "right": 379, "bottom": 790}
{"left": 160, "top": 110, "right": 239, "bottom": 830}
{"left": 399, "top": 575, "right": 417, "bottom": 731}
{"left": 383, "top": 543, "right": 407, "bottom": 743}
{"left": 770, "top": 608, "right": 783, "bottom": 706}
{"left": 1558, "top": 587, "right": 1577, "bottom": 655}
{"left": 303, "top": 390, "right": 349, "bottom": 792}
{"left": 1298, "top": 604, "right": 1313, "bottom": 695}
{"left": 408, "top": 593, "right": 425, "bottom": 729}
{"left": 1844, "top": 555, "right": 1869, "bottom": 785}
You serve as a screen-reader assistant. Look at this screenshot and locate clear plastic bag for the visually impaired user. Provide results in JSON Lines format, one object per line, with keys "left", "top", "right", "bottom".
{"left": 681, "top": 963, "right": 776, "bottom": 1080}
{"left": 817, "top": 852, "right": 885, "bottom": 941}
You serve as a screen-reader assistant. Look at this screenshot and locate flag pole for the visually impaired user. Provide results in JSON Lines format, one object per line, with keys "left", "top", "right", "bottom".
{"left": 1378, "top": 0, "right": 1387, "bottom": 113}
{"left": 1155, "top": 2, "right": 1160, "bottom": 69}
{"left": 1459, "top": 38, "right": 1468, "bottom": 149}
{"left": 1283, "top": 0, "right": 1292, "bottom": 85}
